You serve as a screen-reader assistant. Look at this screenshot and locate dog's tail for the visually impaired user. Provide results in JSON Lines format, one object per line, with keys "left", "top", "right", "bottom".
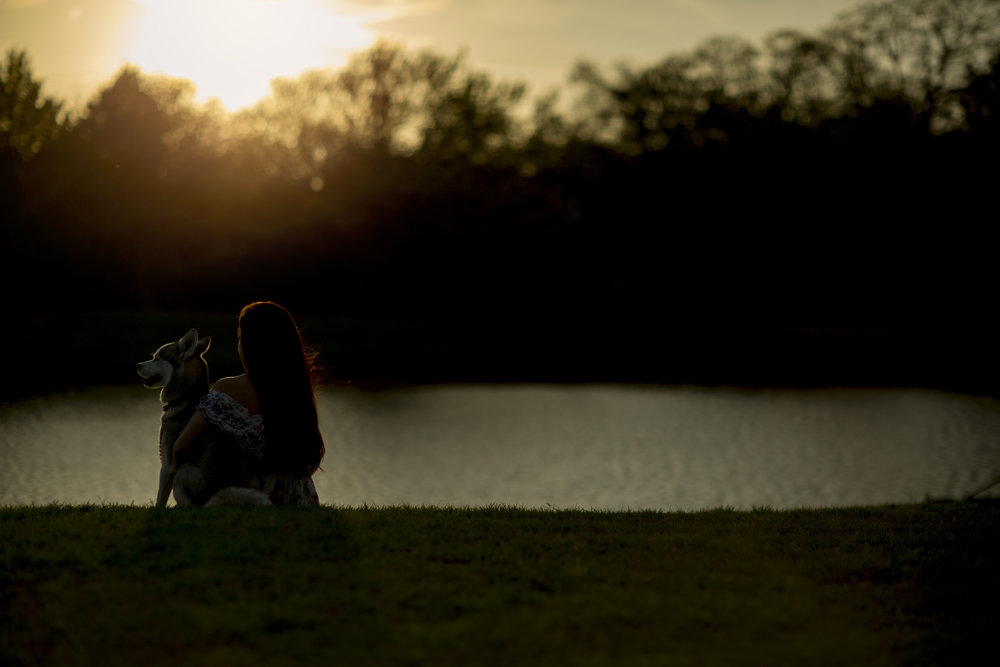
{"left": 203, "top": 487, "right": 273, "bottom": 507}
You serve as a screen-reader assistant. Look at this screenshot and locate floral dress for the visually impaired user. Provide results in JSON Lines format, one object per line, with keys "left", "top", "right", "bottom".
{"left": 197, "top": 389, "right": 319, "bottom": 506}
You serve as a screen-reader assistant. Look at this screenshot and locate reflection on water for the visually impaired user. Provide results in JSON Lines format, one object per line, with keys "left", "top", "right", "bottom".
{"left": 2, "top": 384, "right": 999, "bottom": 509}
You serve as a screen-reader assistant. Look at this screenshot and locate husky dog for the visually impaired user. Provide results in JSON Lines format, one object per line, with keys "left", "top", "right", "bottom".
{"left": 137, "top": 329, "right": 270, "bottom": 507}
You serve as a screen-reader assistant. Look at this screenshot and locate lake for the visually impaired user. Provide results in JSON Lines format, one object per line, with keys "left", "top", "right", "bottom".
{"left": 2, "top": 384, "right": 999, "bottom": 510}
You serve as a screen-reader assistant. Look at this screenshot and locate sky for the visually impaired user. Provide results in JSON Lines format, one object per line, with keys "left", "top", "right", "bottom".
{"left": 1, "top": 0, "right": 862, "bottom": 111}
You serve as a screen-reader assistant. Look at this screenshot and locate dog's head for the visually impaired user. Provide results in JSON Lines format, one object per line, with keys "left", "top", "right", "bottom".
{"left": 137, "top": 329, "right": 211, "bottom": 400}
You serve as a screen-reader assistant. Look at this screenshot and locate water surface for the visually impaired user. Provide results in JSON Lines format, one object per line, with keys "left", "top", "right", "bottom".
{"left": 2, "top": 384, "right": 999, "bottom": 509}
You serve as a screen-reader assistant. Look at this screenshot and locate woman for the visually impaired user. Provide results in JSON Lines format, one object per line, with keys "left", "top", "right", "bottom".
{"left": 174, "top": 301, "right": 324, "bottom": 505}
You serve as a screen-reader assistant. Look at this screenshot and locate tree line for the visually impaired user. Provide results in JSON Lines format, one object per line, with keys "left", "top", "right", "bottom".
{"left": 3, "top": 0, "right": 999, "bottom": 331}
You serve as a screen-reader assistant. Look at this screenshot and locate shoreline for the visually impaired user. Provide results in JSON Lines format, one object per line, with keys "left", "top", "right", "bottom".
{"left": 6, "top": 310, "right": 1000, "bottom": 401}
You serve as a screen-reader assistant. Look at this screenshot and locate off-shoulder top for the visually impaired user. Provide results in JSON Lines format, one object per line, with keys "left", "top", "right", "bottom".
{"left": 197, "top": 389, "right": 319, "bottom": 506}
{"left": 198, "top": 389, "right": 266, "bottom": 459}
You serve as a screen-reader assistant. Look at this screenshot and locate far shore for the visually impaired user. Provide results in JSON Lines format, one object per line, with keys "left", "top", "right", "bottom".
{"left": 6, "top": 310, "right": 999, "bottom": 401}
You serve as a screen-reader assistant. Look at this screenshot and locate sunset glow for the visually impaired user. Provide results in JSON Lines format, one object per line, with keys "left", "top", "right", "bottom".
{"left": 124, "top": 0, "right": 379, "bottom": 110}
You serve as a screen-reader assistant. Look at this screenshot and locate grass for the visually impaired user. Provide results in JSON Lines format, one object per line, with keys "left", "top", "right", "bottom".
{"left": 2, "top": 502, "right": 998, "bottom": 666}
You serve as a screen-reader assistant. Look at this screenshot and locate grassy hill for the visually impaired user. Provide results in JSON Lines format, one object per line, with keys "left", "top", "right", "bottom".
{"left": 2, "top": 501, "right": 998, "bottom": 666}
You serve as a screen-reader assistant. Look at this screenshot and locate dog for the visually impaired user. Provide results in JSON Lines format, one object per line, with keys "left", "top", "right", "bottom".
{"left": 137, "top": 329, "right": 270, "bottom": 507}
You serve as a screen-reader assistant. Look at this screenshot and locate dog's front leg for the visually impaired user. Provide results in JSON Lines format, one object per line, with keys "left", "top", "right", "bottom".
{"left": 157, "top": 464, "right": 176, "bottom": 507}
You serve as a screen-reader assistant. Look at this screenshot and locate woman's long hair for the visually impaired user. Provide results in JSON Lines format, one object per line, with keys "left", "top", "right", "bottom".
{"left": 238, "top": 301, "right": 324, "bottom": 475}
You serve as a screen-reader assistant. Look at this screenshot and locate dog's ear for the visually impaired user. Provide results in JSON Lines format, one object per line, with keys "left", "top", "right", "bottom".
{"left": 178, "top": 329, "right": 199, "bottom": 356}
{"left": 196, "top": 336, "right": 211, "bottom": 357}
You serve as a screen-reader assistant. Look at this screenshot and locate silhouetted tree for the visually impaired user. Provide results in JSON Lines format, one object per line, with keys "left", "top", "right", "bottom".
{"left": 415, "top": 68, "right": 526, "bottom": 165}
{"left": 0, "top": 49, "right": 63, "bottom": 164}
{"left": 1, "top": 49, "right": 66, "bottom": 311}
{"left": 255, "top": 41, "right": 527, "bottom": 174}
{"left": 824, "top": 0, "right": 1000, "bottom": 131}
{"left": 6, "top": 0, "right": 998, "bottom": 331}
{"left": 569, "top": 55, "right": 707, "bottom": 154}
{"left": 73, "top": 66, "right": 194, "bottom": 172}
{"left": 256, "top": 41, "right": 445, "bottom": 159}
{"left": 764, "top": 30, "right": 837, "bottom": 124}
{"left": 517, "top": 90, "right": 575, "bottom": 175}
{"left": 958, "top": 49, "right": 1000, "bottom": 140}
{"left": 690, "top": 36, "right": 763, "bottom": 108}
{"left": 570, "top": 36, "right": 772, "bottom": 155}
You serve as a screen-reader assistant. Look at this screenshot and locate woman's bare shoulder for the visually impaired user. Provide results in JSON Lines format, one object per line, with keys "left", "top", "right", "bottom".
{"left": 211, "top": 374, "right": 260, "bottom": 413}
{"left": 212, "top": 374, "right": 250, "bottom": 391}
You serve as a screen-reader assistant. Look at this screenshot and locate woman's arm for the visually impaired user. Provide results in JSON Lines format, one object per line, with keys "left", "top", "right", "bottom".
{"left": 173, "top": 410, "right": 207, "bottom": 464}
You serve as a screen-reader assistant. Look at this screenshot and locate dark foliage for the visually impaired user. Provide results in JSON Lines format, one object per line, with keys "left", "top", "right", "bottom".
{"left": 2, "top": 0, "right": 998, "bottom": 341}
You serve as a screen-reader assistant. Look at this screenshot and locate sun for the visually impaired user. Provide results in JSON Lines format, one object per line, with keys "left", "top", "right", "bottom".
{"left": 124, "top": 0, "right": 378, "bottom": 110}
